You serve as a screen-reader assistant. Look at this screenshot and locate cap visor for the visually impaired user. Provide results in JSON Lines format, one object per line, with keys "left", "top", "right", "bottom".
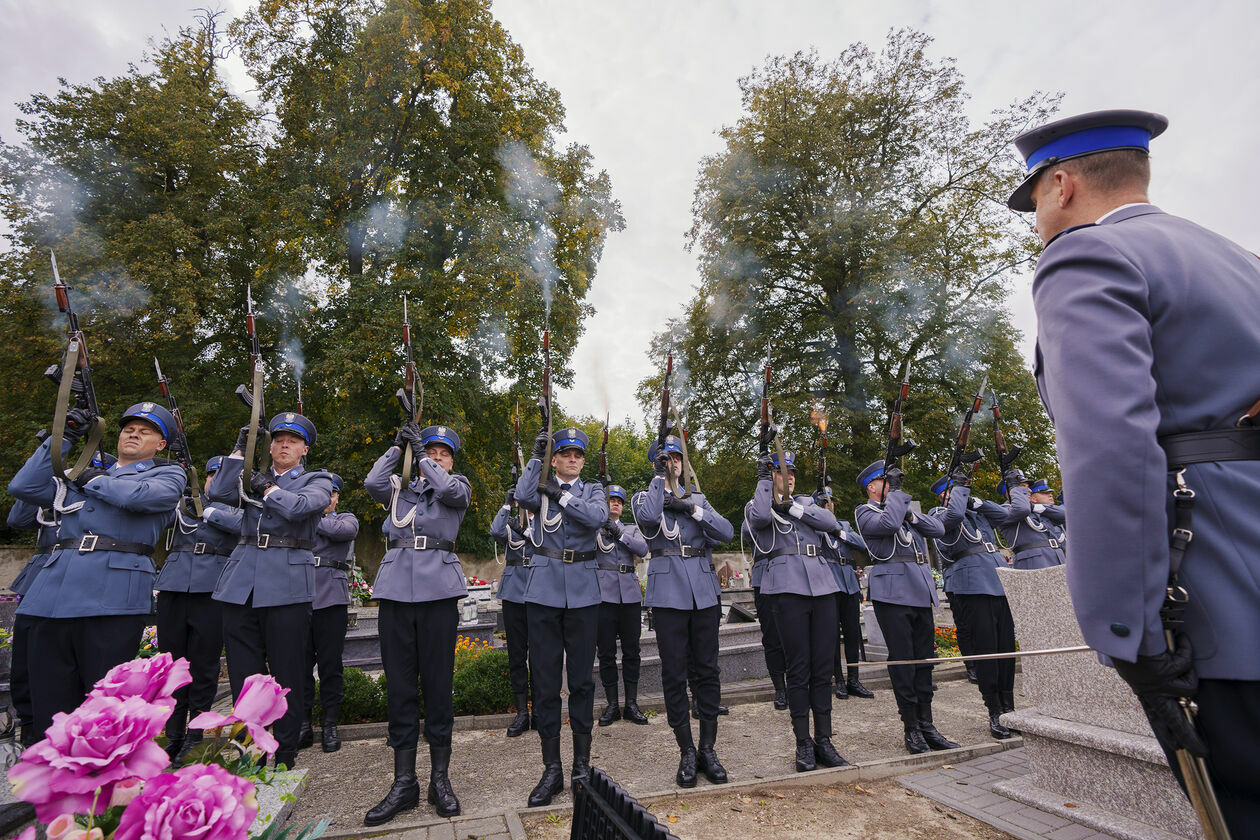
{"left": 1008, "top": 170, "right": 1039, "bottom": 212}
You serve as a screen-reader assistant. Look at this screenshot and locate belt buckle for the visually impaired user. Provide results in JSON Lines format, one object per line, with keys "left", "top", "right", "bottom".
{"left": 257, "top": 534, "right": 271, "bottom": 549}
{"left": 682, "top": 545, "right": 700, "bottom": 558}
{"left": 313, "top": 556, "right": 323, "bottom": 567}
{"left": 193, "top": 542, "right": 208, "bottom": 555}
{"left": 562, "top": 549, "right": 576, "bottom": 564}
{"left": 522, "top": 560, "right": 532, "bottom": 568}
{"left": 619, "top": 564, "right": 634, "bottom": 574}
{"left": 983, "top": 541, "right": 996, "bottom": 553}
{"left": 79, "top": 534, "right": 98, "bottom": 552}
{"left": 1048, "top": 538, "right": 1060, "bottom": 549}
{"left": 412, "top": 536, "right": 429, "bottom": 550}
{"left": 805, "top": 544, "right": 818, "bottom": 557}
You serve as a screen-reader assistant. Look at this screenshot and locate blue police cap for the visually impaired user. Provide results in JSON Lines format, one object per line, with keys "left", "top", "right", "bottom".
{"left": 931, "top": 475, "right": 955, "bottom": 496}
{"left": 1029, "top": 478, "right": 1053, "bottom": 494}
{"left": 328, "top": 473, "right": 344, "bottom": 492}
{"left": 771, "top": 450, "right": 798, "bottom": 472}
{"left": 269, "top": 412, "right": 316, "bottom": 446}
{"left": 121, "top": 402, "right": 176, "bottom": 441}
{"left": 420, "top": 425, "right": 461, "bottom": 454}
{"left": 205, "top": 456, "right": 224, "bottom": 474}
{"left": 1008, "top": 109, "right": 1168, "bottom": 211}
{"left": 606, "top": 484, "right": 626, "bottom": 501}
{"left": 552, "top": 427, "right": 588, "bottom": 453}
{"left": 646, "top": 436, "right": 684, "bottom": 464}
{"left": 857, "top": 460, "right": 886, "bottom": 489}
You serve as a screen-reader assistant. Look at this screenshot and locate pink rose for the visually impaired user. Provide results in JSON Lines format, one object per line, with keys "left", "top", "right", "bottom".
{"left": 190, "top": 674, "right": 288, "bottom": 757}
{"left": 109, "top": 776, "right": 144, "bottom": 808}
{"left": 115, "top": 763, "right": 258, "bottom": 840}
{"left": 89, "top": 653, "right": 192, "bottom": 708}
{"left": 47, "top": 814, "right": 78, "bottom": 840}
{"left": 8, "top": 695, "right": 170, "bottom": 822}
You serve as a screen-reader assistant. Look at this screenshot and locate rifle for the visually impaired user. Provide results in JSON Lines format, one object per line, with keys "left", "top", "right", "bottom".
{"left": 154, "top": 357, "right": 204, "bottom": 516}
{"left": 816, "top": 410, "right": 829, "bottom": 499}
{"left": 396, "top": 295, "right": 423, "bottom": 483}
{"left": 598, "top": 414, "right": 611, "bottom": 486}
{"left": 47, "top": 252, "right": 107, "bottom": 481}
{"left": 674, "top": 411, "right": 702, "bottom": 495}
{"left": 512, "top": 400, "right": 527, "bottom": 529}
{"left": 880, "top": 358, "right": 916, "bottom": 502}
{"left": 945, "top": 374, "right": 989, "bottom": 485}
{"left": 656, "top": 352, "right": 685, "bottom": 497}
{"left": 990, "top": 389, "right": 1021, "bottom": 499}
{"left": 233, "top": 283, "right": 271, "bottom": 474}
{"left": 761, "top": 357, "right": 791, "bottom": 503}
{"left": 296, "top": 379, "right": 304, "bottom": 416}
{"left": 536, "top": 326, "right": 553, "bottom": 494}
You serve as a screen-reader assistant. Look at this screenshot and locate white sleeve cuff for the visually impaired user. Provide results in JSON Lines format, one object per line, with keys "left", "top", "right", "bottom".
{"left": 970, "top": 498, "right": 983, "bottom": 509}
{"left": 690, "top": 506, "right": 705, "bottom": 522}
{"left": 559, "top": 491, "right": 574, "bottom": 508}
{"left": 788, "top": 502, "right": 805, "bottom": 519}
{"left": 500, "top": 505, "right": 511, "bottom": 513}
{"left": 1033, "top": 503, "right": 1046, "bottom": 513}
{"left": 228, "top": 454, "right": 244, "bottom": 461}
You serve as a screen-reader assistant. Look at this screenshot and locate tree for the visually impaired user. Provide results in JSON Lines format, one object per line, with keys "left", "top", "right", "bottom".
{"left": 640, "top": 30, "right": 1061, "bottom": 515}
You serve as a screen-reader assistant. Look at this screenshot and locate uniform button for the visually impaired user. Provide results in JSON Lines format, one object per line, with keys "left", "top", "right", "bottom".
{"left": 1109, "top": 622, "right": 1131, "bottom": 638}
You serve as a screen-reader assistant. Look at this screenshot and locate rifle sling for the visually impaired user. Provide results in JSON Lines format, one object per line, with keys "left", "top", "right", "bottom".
{"left": 50, "top": 338, "right": 106, "bottom": 481}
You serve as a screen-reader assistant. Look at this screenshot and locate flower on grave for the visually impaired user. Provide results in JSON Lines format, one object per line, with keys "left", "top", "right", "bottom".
{"left": 114, "top": 763, "right": 258, "bottom": 840}
{"left": 189, "top": 673, "right": 289, "bottom": 757}
{"left": 89, "top": 652, "right": 191, "bottom": 708}
{"left": 14, "top": 825, "right": 37, "bottom": 840}
{"left": 8, "top": 694, "right": 170, "bottom": 822}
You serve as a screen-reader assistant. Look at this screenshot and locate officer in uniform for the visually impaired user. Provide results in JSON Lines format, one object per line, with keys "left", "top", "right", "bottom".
{"left": 930, "top": 473, "right": 1016, "bottom": 740}
{"left": 744, "top": 517, "right": 788, "bottom": 711}
{"left": 987, "top": 470, "right": 1067, "bottom": 569}
{"left": 853, "top": 460, "right": 958, "bottom": 755}
{"left": 156, "top": 455, "right": 240, "bottom": 760}
{"left": 514, "top": 426, "right": 606, "bottom": 806}
{"left": 8, "top": 402, "right": 185, "bottom": 735}
{"left": 1010, "top": 108, "right": 1260, "bottom": 832}
{"left": 814, "top": 487, "right": 875, "bottom": 700}
{"left": 1027, "top": 478, "right": 1067, "bottom": 545}
{"left": 744, "top": 451, "right": 848, "bottom": 772}
{"left": 364, "top": 422, "right": 469, "bottom": 824}
{"left": 490, "top": 489, "right": 535, "bottom": 737}
{"left": 632, "top": 435, "right": 734, "bottom": 788}
{"left": 595, "top": 484, "right": 650, "bottom": 727}
{"left": 210, "top": 412, "right": 333, "bottom": 772}
{"left": 301, "top": 472, "right": 359, "bottom": 753}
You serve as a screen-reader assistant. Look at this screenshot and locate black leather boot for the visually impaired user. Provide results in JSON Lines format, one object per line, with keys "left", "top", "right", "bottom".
{"left": 572, "top": 732, "right": 592, "bottom": 782}
{"left": 164, "top": 715, "right": 187, "bottom": 762}
{"left": 174, "top": 728, "right": 203, "bottom": 763}
{"left": 999, "top": 689, "right": 1019, "bottom": 733}
{"left": 717, "top": 703, "right": 729, "bottom": 715}
{"left": 834, "top": 677, "right": 848, "bottom": 699}
{"left": 983, "top": 693, "right": 1012, "bottom": 740}
{"left": 673, "top": 724, "right": 697, "bottom": 788}
{"left": 322, "top": 709, "right": 341, "bottom": 752}
{"left": 427, "top": 744, "right": 460, "bottom": 817}
{"left": 527, "top": 737, "right": 564, "bottom": 807}
{"left": 164, "top": 734, "right": 185, "bottom": 762}
{"left": 298, "top": 719, "right": 314, "bottom": 750}
{"left": 771, "top": 673, "right": 788, "bottom": 710}
{"left": 846, "top": 666, "right": 874, "bottom": 699}
{"left": 507, "top": 694, "right": 531, "bottom": 737}
{"left": 598, "top": 685, "right": 621, "bottom": 726}
{"left": 813, "top": 713, "right": 850, "bottom": 768}
{"left": 274, "top": 748, "right": 297, "bottom": 770}
{"left": 917, "top": 702, "right": 960, "bottom": 751}
{"left": 966, "top": 662, "right": 979, "bottom": 684}
{"left": 900, "top": 704, "right": 929, "bottom": 754}
{"left": 696, "top": 719, "right": 728, "bottom": 783}
{"left": 623, "top": 683, "right": 649, "bottom": 725}
{"left": 365, "top": 747, "right": 421, "bottom": 826}
{"left": 792, "top": 716, "right": 815, "bottom": 772}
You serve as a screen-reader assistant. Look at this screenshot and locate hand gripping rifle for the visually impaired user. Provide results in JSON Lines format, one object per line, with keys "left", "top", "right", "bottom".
{"left": 154, "top": 357, "right": 203, "bottom": 516}
{"left": 233, "top": 284, "right": 271, "bottom": 474}
{"left": 945, "top": 374, "right": 988, "bottom": 484}
{"left": 880, "top": 358, "right": 916, "bottom": 503}
{"left": 396, "top": 295, "right": 423, "bottom": 483}
{"left": 761, "top": 357, "right": 791, "bottom": 504}
{"left": 47, "top": 252, "right": 108, "bottom": 481}
{"left": 990, "top": 389, "right": 1021, "bottom": 499}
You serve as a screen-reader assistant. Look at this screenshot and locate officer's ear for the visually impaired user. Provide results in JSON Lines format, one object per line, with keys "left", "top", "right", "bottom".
{"left": 156, "top": 438, "right": 168, "bottom": 452}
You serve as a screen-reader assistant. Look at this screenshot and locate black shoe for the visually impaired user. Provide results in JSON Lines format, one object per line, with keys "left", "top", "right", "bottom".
{"left": 274, "top": 748, "right": 297, "bottom": 769}
{"left": 716, "top": 704, "right": 729, "bottom": 716}
{"left": 989, "top": 712, "right": 1012, "bottom": 740}
{"left": 814, "top": 737, "right": 850, "bottom": 768}
{"left": 572, "top": 732, "right": 592, "bottom": 783}
{"left": 845, "top": 678, "right": 874, "bottom": 699}
{"left": 918, "top": 722, "right": 960, "bottom": 751}
{"left": 322, "top": 722, "right": 341, "bottom": 753}
{"left": 598, "top": 704, "right": 621, "bottom": 727}
{"left": 174, "top": 729, "right": 204, "bottom": 763}
{"left": 298, "top": 720, "right": 314, "bottom": 750}
{"left": 623, "top": 702, "right": 649, "bottom": 725}
{"left": 795, "top": 738, "right": 817, "bottom": 772}
{"left": 904, "top": 725, "right": 930, "bottom": 755}
{"left": 164, "top": 735, "right": 185, "bottom": 762}
{"left": 966, "top": 663, "right": 979, "bottom": 684}
{"left": 773, "top": 688, "right": 788, "bottom": 710}
{"left": 834, "top": 679, "right": 848, "bottom": 699}
{"left": 365, "top": 748, "right": 420, "bottom": 826}
{"left": 506, "top": 709, "right": 531, "bottom": 738}
{"left": 696, "top": 719, "right": 727, "bottom": 784}
{"left": 673, "top": 725, "right": 698, "bottom": 788}
{"left": 527, "top": 737, "right": 564, "bottom": 807}
{"left": 427, "top": 745, "right": 460, "bottom": 817}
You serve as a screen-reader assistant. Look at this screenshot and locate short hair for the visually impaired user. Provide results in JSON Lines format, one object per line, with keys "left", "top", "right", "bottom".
{"left": 1058, "top": 148, "right": 1151, "bottom": 194}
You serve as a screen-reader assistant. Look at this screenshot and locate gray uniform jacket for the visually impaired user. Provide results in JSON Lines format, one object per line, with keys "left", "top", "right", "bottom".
{"left": 490, "top": 505, "right": 533, "bottom": 605}
{"left": 514, "top": 459, "right": 605, "bottom": 609}
{"left": 209, "top": 456, "right": 333, "bottom": 608}
{"left": 6, "top": 499, "right": 60, "bottom": 597}
{"left": 312, "top": 511, "right": 359, "bottom": 610}
{"left": 10, "top": 439, "right": 184, "bottom": 618}
{"left": 632, "top": 476, "right": 734, "bottom": 611}
{"left": 743, "top": 480, "right": 840, "bottom": 598}
{"left": 366, "top": 447, "right": 470, "bottom": 604}
{"left": 854, "top": 490, "right": 943, "bottom": 608}
{"left": 987, "top": 486, "right": 1067, "bottom": 570}
{"left": 930, "top": 487, "right": 1006, "bottom": 597}
{"left": 1032, "top": 204, "right": 1260, "bottom": 678}
{"left": 156, "top": 500, "right": 242, "bottom": 593}
{"left": 819, "top": 519, "right": 865, "bottom": 596}
{"left": 596, "top": 523, "right": 648, "bottom": 605}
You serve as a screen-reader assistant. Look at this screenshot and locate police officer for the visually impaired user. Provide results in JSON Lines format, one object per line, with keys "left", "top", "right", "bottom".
{"left": 490, "top": 488, "right": 535, "bottom": 737}
{"left": 595, "top": 484, "right": 650, "bottom": 727}
{"left": 1027, "top": 478, "right": 1066, "bottom": 544}
{"left": 986, "top": 470, "right": 1066, "bottom": 569}
{"left": 514, "top": 426, "right": 606, "bottom": 806}
{"left": 210, "top": 412, "right": 333, "bottom": 772}
{"left": 744, "top": 516, "right": 788, "bottom": 711}
{"left": 1010, "top": 108, "right": 1260, "bottom": 832}
{"left": 300, "top": 472, "right": 359, "bottom": 754}
{"left": 156, "top": 455, "right": 240, "bottom": 760}
{"left": 744, "top": 451, "right": 848, "bottom": 772}
{"left": 930, "top": 473, "right": 1016, "bottom": 740}
{"left": 853, "top": 460, "right": 958, "bottom": 755}
{"left": 8, "top": 402, "right": 185, "bottom": 735}
{"left": 632, "top": 435, "right": 734, "bottom": 788}
{"left": 364, "top": 422, "right": 469, "bottom": 824}
{"left": 814, "top": 487, "right": 875, "bottom": 700}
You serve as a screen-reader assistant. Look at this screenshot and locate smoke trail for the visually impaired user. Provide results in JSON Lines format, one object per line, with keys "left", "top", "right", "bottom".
{"left": 280, "top": 337, "right": 305, "bottom": 382}
{"left": 497, "top": 140, "right": 562, "bottom": 318}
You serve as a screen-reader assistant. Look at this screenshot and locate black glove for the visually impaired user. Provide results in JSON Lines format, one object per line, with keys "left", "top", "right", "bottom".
{"left": 394, "top": 426, "right": 409, "bottom": 449}
{"left": 1112, "top": 635, "right": 1208, "bottom": 757}
{"left": 603, "top": 518, "right": 624, "bottom": 539}
{"left": 542, "top": 476, "right": 564, "bottom": 501}
{"left": 949, "top": 467, "right": 971, "bottom": 488}
{"left": 504, "top": 488, "right": 516, "bottom": 507}
{"left": 884, "top": 467, "right": 904, "bottom": 492}
{"left": 64, "top": 408, "right": 95, "bottom": 442}
{"left": 771, "top": 500, "right": 794, "bottom": 516}
{"left": 72, "top": 466, "right": 108, "bottom": 489}
{"left": 508, "top": 517, "right": 527, "bottom": 538}
{"left": 653, "top": 452, "right": 668, "bottom": 477}
{"left": 756, "top": 453, "right": 773, "bottom": 481}
{"left": 1002, "top": 469, "right": 1023, "bottom": 491}
{"left": 400, "top": 421, "right": 424, "bottom": 449}
{"left": 537, "top": 396, "right": 550, "bottom": 429}
{"left": 235, "top": 426, "right": 253, "bottom": 453}
{"left": 663, "top": 495, "right": 694, "bottom": 515}
{"left": 249, "top": 470, "right": 276, "bottom": 498}
{"left": 531, "top": 429, "right": 549, "bottom": 460}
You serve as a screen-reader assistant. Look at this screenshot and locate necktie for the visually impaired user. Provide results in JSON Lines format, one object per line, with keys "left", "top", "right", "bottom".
{"left": 561, "top": 483, "right": 572, "bottom": 492}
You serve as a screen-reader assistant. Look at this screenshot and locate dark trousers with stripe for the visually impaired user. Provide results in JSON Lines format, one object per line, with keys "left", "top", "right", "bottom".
{"left": 772, "top": 593, "right": 837, "bottom": 723}
{"left": 221, "top": 600, "right": 310, "bottom": 757}
{"left": 833, "top": 590, "right": 864, "bottom": 676}
{"left": 28, "top": 614, "right": 148, "bottom": 735}
{"left": 597, "top": 601, "right": 642, "bottom": 693}
{"left": 157, "top": 591, "right": 224, "bottom": 737}
{"left": 501, "top": 599, "right": 531, "bottom": 700}
{"left": 527, "top": 603, "right": 599, "bottom": 738}
{"left": 949, "top": 593, "right": 1016, "bottom": 699}
{"left": 655, "top": 605, "right": 721, "bottom": 728}
{"left": 304, "top": 604, "right": 348, "bottom": 718}
{"left": 753, "top": 586, "right": 785, "bottom": 680}
{"left": 872, "top": 601, "right": 935, "bottom": 717}
{"left": 379, "top": 598, "right": 457, "bottom": 749}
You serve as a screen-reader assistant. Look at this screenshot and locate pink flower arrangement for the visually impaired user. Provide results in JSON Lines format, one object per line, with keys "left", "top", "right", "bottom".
{"left": 114, "top": 764, "right": 258, "bottom": 840}
{"left": 190, "top": 674, "right": 289, "bottom": 757}
{"left": 89, "top": 653, "right": 191, "bottom": 708}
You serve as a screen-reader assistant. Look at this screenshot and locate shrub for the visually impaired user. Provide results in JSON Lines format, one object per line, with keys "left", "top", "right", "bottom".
{"left": 452, "top": 648, "right": 512, "bottom": 716}
{"left": 312, "top": 666, "right": 387, "bottom": 724}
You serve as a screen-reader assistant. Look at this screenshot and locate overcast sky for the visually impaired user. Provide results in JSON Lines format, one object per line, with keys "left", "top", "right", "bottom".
{"left": 3, "top": 1, "right": 1257, "bottom": 425}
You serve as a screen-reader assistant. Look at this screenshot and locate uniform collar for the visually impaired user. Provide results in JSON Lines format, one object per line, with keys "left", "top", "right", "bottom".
{"left": 559, "top": 476, "right": 583, "bottom": 491}
{"left": 111, "top": 459, "right": 154, "bottom": 474}
{"left": 1096, "top": 201, "right": 1157, "bottom": 224}
{"left": 271, "top": 464, "right": 304, "bottom": 479}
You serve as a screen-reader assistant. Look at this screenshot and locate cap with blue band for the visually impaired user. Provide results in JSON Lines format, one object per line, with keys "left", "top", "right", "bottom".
{"left": 121, "top": 402, "right": 175, "bottom": 442}
{"left": 857, "top": 460, "right": 886, "bottom": 489}
{"left": 420, "top": 425, "right": 461, "bottom": 454}
{"left": 553, "top": 428, "right": 587, "bottom": 453}
{"left": 606, "top": 484, "right": 626, "bottom": 501}
{"left": 647, "top": 436, "right": 683, "bottom": 464}
{"left": 268, "top": 412, "right": 317, "bottom": 446}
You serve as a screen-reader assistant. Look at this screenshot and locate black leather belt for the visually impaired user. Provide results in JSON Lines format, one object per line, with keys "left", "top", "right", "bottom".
{"left": 389, "top": 536, "right": 455, "bottom": 552}
{"left": 506, "top": 555, "right": 529, "bottom": 567}
{"left": 193, "top": 542, "right": 233, "bottom": 557}
{"left": 169, "top": 542, "right": 199, "bottom": 554}
{"left": 653, "top": 544, "right": 709, "bottom": 559}
{"left": 239, "top": 535, "right": 316, "bottom": 550}
{"left": 313, "top": 556, "right": 350, "bottom": 572}
{"left": 1017, "top": 538, "right": 1063, "bottom": 552}
{"left": 951, "top": 540, "right": 999, "bottom": 560}
{"left": 597, "top": 559, "right": 637, "bottom": 574}
{"left": 880, "top": 552, "right": 928, "bottom": 565}
{"left": 534, "top": 546, "right": 595, "bottom": 564}
{"left": 753, "top": 544, "right": 819, "bottom": 561}
{"left": 59, "top": 536, "right": 155, "bottom": 555}
{"left": 1160, "top": 427, "right": 1260, "bottom": 466}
